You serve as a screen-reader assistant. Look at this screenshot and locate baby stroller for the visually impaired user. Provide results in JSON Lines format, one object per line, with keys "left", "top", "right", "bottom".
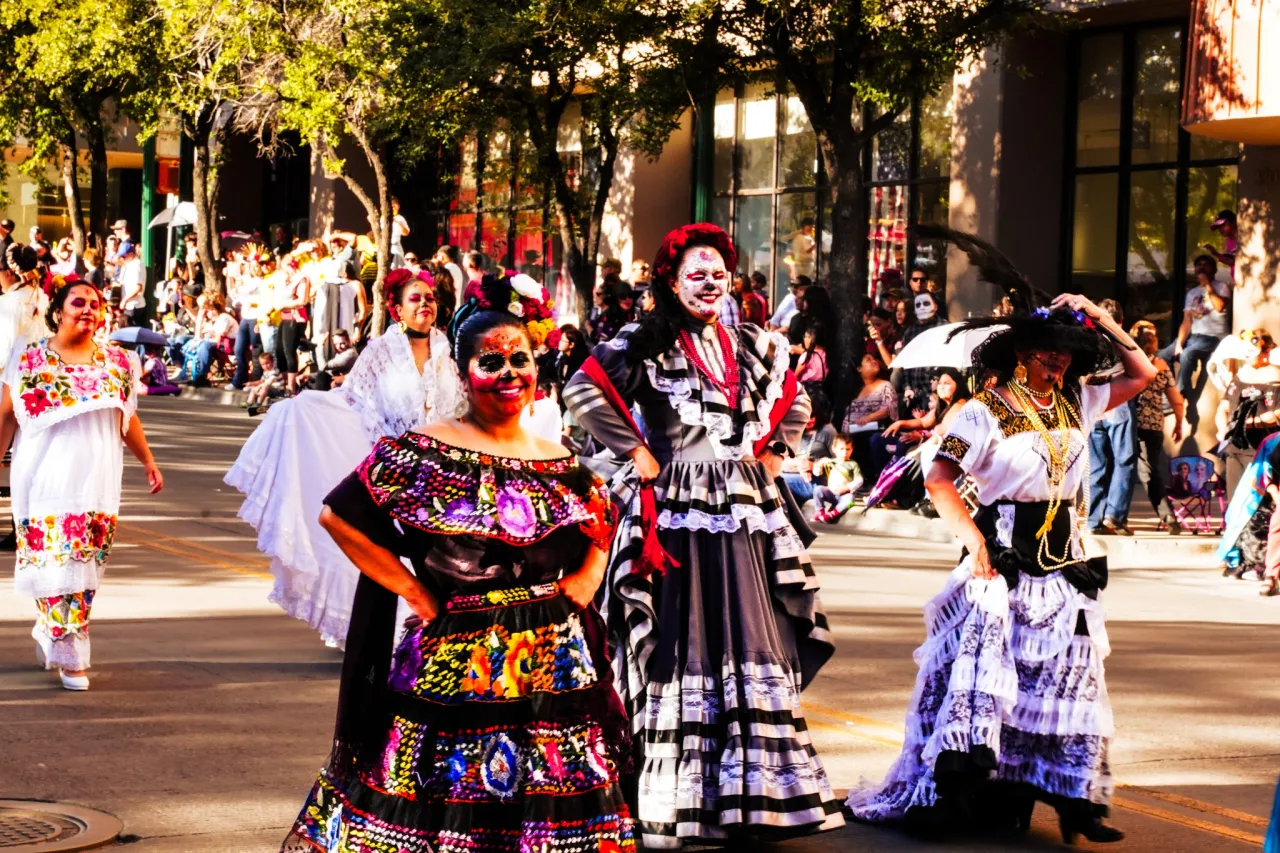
{"left": 1167, "top": 455, "right": 1226, "bottom": 534}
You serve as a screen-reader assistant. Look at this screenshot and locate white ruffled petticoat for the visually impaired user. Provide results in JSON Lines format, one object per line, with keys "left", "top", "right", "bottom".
{"left": 225, "top": 326, "right": 466, "bottom": 647}
{"left": 845, "top": 554, "right": 1114, "bottom": 822}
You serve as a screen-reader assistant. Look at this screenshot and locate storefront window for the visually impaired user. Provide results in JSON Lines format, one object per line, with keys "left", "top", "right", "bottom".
{"left": 708, "top": 83, "right": 952, "bottom": 309}
{"left": 1068, "top": 24, "right": 1238, "bottom": 341}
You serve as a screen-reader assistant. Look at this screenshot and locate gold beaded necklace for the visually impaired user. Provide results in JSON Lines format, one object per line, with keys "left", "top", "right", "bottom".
{"left": 1007, "top": 379, "right": 1081, "bottom": 570}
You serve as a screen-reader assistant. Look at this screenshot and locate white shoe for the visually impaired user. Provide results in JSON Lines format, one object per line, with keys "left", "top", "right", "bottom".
{"left": 59, "top": 670, "right": 89, "bottom": 691}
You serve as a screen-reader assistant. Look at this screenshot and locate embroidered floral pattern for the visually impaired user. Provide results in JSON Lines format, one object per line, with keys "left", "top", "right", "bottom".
{"left": 392, "top": 610, "right": 599, "bottom": 704}
{"left": 35, "top": 589, "right": 95, "bottom": 639}
{"left": 18, "top": 510, "right": 117, "bottom": 569}
{"left": 14, "top": 341, "right": 134, "bottom": 422}
{"left": 974, "top": 389, "right": 1082, "bottom": 438}
{"left": 288, "top": 776, "right": 637, "bottom": 853}
{"left": 358, "top": 434, "right": 614, "bottom": 546}
{"left": 937, "top": 434, "right": 972, "bottom": 465}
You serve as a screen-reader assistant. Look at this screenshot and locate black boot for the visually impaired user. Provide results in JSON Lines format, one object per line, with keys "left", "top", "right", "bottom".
{"left": 1056, "top": 801, "right": 1124, "bottom": 845}
{"left": 0, "top": 530, "right": 16, "bottom": 552}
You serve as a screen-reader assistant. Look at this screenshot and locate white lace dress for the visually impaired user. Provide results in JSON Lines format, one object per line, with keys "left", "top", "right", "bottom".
{"left": 225, "top": 326, "right": 466, "bottom": 647}
{"left": 846, "top": 380, "right": 1117, "bottom": 826}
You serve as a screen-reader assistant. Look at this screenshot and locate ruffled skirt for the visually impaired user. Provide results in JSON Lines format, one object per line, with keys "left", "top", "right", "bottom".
{"left": 845, "top": 556, "right": 1114, "bottom": 827}
{"left": 224, "top": 391, "right": 372, "bottom": 647}
{"left": 604, "top": 459, "right": 843, "bottom": 848}
{"left": 281, "top": 583, "right": 636, "bottom": 853}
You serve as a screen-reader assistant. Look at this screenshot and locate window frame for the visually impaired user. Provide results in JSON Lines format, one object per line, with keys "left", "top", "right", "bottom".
{"left": 1062, "top": 19, "right": 1239, "bottom": 336}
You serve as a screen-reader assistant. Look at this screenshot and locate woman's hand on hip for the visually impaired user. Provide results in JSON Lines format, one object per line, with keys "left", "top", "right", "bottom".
{"left": 405, "top": 587, "right": 438, "bottom": 624}
{"left": 558, "top": 567, "right": 603, "bottom": 610}
{"left": 758, "top": 449, "right": 784, "bottom": 480}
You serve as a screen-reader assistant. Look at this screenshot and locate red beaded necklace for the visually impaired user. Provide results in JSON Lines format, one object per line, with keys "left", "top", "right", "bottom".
{"left": 677, "top": 324, "right": 740, "bottom": 408}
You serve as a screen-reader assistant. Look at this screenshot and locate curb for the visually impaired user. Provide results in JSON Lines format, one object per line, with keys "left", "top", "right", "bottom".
{"left": 833, "top": 506, "right": 1220, "bottom": 567}
{"left": 175, "top": 384, "right": 248, "bottom": 407}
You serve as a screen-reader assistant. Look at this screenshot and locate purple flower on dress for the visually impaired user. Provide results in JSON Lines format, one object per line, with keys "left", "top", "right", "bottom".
{"left": 496, "top": 487, "right": 537, "bottom": 538}
{"left": 444, "top": 499, "right": 476, "bottom": 523}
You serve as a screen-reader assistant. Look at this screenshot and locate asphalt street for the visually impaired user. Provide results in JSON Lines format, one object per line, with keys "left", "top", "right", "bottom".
{"left": 1, "top": 396, "right": 1278, "bottom": 852}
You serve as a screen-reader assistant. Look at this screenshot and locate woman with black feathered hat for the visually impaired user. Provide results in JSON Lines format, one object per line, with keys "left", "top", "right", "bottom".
{"left": 847, "top": 227, "right": 1156, "bottom": 845}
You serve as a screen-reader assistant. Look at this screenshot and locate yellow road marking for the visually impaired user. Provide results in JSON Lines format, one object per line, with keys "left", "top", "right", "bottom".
{"left": 1111, "top": 796, "right": 1265, "bottom": 846}
{"left": 118, "top": 521, "right": 271, "bottom": 568}
{"left": 116, "top": 523, "right": 273, "bottom": 581}
{"left": 802, "top": 698, "right": 1270, "bottom": 843}
{"left": 1120, "top": 785, "right": 1270, "bottom": 828}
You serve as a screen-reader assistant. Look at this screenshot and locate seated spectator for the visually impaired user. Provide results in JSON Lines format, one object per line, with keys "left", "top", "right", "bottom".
{"left": 245, "top": 352, "right": 286, "bottom": 416}
{"left": 782, "top": 400, "right": 836, "bottom": 506}
{"left": 741, "top": 273, "right": 769, "bottom": 326}
{"left": 311, "top": 329, "right": 359, "bottom": 391}
{"left": 812, "top": 434, "right": 864, "bottom": 523}
{"left": 138, "top": 344, "right": 180, "bottom": 396}
{"left": 794, "top": 324, "right": 830, "bottom": 409}
{"left": 866, "top": 307, "right": 899, "bottom": 365}
{"left": 868, "top": 368, "right": 971, "bottom": 511}
{"left": 179, "top": 294, "right": 238, "bottom": 386}
{"left": 841, "top": 352, "right": 898, "bottom": 481}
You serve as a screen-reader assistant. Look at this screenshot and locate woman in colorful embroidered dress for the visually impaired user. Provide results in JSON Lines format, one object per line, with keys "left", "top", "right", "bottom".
{"left": 280, "top": 311, "right": 635, "bottom": 853}
{"left": 846, "top": 233, "right": 1155, "bottom": 844}
{"left": 0, "top": 282, "right": 163, "bottom": 691}
{"left": 563, "top": 224, "right": 843, "bottom": 848}
{"left": 226, "top": 269, "right": 467, "bottom": 647}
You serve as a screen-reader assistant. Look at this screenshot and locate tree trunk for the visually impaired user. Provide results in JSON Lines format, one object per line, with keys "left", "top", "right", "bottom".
{"left": 324, "top": 130, "right": 391, "bottom": 335}
{"left": 189, "top": 107, "right": 224, "bottom": 297}
{"left": 87, "top": 122, "right": 109, "bottom": 249}
{"left": 822, "top": 143, "right": 867, "bottom": 411}
{"left": 58, "top": 132, "right": 87, "bottom": 255}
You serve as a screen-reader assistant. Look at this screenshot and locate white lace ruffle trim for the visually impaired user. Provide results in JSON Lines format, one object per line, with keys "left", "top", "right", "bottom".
{"left": 656, "top": 504, "right": 805, "bottom": 559}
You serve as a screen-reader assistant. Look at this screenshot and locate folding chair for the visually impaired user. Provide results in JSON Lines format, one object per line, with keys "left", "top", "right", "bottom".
{"left": 1167, "top": 455, "right": 1221, "bottom": 534}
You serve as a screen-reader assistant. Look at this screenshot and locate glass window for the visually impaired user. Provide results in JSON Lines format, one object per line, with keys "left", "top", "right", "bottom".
{"left": 1186, "top": 164, "right": 1238, "bottom": 290}
{"left": 869, "top": 184, "right": 909, "bottom": 284}
{"left": 480, "top": 212, "right": 510, "bottom": 268}
{"left": 917, "top": 90, "right": 953, "bottom": 180}
{"left": 1070, "top": 172, "right": 1119, "bottom": 301}
{"left": 1190, "top": 134, "right": 1239, "bottom": 162}
{"left": 912, "top": 182, "right": 950, "bottom": 289}
{"left": 775, "top": 193, "right": 818, "bottom": 303}
{"left": 738, "top": 84, "right": 776, "bottom": 190}
{"left": 736, "top": 194, "right": 773, "bottom": 285}
{"left": 1131, "top": 27, "right": 1182, "bottom": 165}
{"left": 713, "top": 90, "right": 736, "bottom": 193}
{"left": 1076, "top": 34, "right": 1123, "bottom": 167}
{"left": 1127, "top": 169, "right": 1177, "bottom": 335}
{"left": 710, "top": 196, "right": 732, "bottom": 242}
{"left": 779, "top": 96, "right": 817, "bottom": 187}
{"left": 872, "top": 111, "right": 911, "bottom": 182}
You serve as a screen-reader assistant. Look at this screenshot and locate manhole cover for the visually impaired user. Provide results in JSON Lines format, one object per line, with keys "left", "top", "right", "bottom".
{"left": 0, "top": 802, "right": 121, "bottom": 851}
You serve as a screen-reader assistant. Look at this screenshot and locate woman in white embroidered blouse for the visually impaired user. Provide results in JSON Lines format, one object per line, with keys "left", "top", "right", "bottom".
{"left": 0, "top": 282, "right": 163, "bottom": 691}
{"left": 846, "top": 279, "right": 1155, "bottom": 845}
{"left": 225, "top": 269, "right": 466, "bottom": 648}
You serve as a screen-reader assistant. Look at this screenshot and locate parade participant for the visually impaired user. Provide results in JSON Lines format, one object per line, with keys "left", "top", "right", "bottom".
{"left": 564, "top": 223, "right": 843, "bottom": 848}
{"left": 0, "top": 245, "right": 50, "bottom": 368}
{"left": 280, "top": 310, "right": 635, "bottom": 853}
{"left": 847, "top": 250, "right": 1154, "bottom": 844}
{"left": 0, "top": 282, "right": 163, "bottom": 690}
{"left": 226, "top": 269, "right": 466, "bottom": 647}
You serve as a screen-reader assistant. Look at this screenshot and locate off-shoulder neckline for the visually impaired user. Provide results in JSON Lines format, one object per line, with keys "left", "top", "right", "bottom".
{"left": 402, "top": 431, "right": 578, "bottom": 472}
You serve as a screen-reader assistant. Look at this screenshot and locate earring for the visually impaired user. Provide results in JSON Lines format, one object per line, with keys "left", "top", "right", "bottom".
{"left": 399, "top": 320, "right": 407, "bottom": 334}
{"left": 1014, "top": 362, "right": 1028, "bottom": 383}
{"left": 1056, "top": 374, "right": 1064, "bottom": 389}
{"left": 528, "top": 401, "right": 535, "bottom": 417}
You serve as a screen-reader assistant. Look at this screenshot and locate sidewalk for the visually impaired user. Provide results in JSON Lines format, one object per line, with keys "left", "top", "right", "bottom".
{"left": 832, "top": 501, "right": 1222, "bottom": 567}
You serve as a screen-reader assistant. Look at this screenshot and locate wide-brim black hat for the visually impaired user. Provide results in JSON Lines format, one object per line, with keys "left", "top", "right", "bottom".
{"left": 955, "top": 308, "right": 1116, "bottom": 381}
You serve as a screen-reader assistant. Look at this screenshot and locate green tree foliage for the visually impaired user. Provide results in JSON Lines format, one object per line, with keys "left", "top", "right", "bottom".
{"left": 262, "top": 0, "right": 463, "bottom": 332}
{"left": 423, "top": 0, "right": 694, "bottom": 319}
{"left": 136, "top": 0, "right": 278, "bottom": 295}
{"left": 0, "top": 0, "right": 160, "bottom": 251}
{"left": 714, "top": 0, "right": 1050, "bottom": 401}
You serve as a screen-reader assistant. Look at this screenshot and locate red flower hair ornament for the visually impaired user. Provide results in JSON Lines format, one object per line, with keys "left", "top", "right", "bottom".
{"left": 651, "top": 223, "right": 738, "bottom": 293}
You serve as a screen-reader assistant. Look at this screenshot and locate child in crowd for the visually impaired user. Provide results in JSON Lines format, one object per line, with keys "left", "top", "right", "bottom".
{"left": 138, "top": 344, "right": 180, "bottom": 396}
{"left": 812, "top": 434, "right": 864, "bottom": 523}
{"left": 245, "top": 352, "right": 285, "bottom": 416}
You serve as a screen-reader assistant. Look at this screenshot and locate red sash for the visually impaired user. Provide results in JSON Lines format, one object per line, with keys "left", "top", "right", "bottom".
{"left": 579, "top": 354, "right": 801, "bottom": 578}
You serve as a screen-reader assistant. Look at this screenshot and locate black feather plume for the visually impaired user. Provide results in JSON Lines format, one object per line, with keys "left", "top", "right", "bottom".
{"left": 909, "top": 224, "right": 1050, "bottom": 314}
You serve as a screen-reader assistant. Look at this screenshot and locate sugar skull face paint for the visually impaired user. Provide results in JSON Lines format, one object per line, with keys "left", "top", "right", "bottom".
{"left": 671, "top": 246, "right": 728, "bottom": 322}
{"left": 914, "top": 293, "right": 937, "bottom": 322}
{"left": 466, "top": 327, "right": 535, "bottom": 419}
{"left": 58, "top": 285, "right": 104, "bottom": 334}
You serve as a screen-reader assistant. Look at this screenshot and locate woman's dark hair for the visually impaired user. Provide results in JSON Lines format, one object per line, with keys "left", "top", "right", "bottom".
{"left": 6, "top": 243, "right": 38, "bottom": 275}
{"left": 935, "top": 367, "right": 970, "bottom": 414}
{"left": 861, "top": 351, "right": 888, "bottom": 379}
{"left": 626, "top": 224, "right": 739, "bottom": 364}
{"left": 559, "top": 323, "right": 586, "bottom": 354}
{"left": 46, "top": 282, "right": 103, "bottom": 332}
{"left": 800, "top": 284, "right": 831, "bottom": 318}
{"left": 811, "top": 397, "right": 831, "bottom": 429}
{"left": 452, "top": 310, "right": 530, "bottom": 372}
